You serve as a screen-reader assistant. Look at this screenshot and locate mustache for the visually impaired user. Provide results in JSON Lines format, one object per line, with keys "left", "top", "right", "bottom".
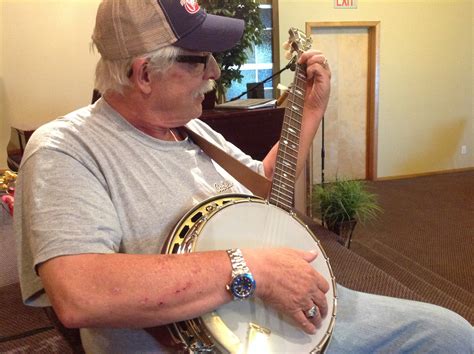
{"left": 194, "top": 80, "right": 216, "bottom": 98}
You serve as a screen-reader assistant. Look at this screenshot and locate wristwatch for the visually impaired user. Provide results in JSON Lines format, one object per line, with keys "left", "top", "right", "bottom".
{"left": 226, "top": 248, "right": 256, "bottom": 300}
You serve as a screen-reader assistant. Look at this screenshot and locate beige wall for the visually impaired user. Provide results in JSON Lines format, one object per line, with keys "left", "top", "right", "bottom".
{"left": 1, "top": 2, "right": 6, "bottom": 170}
{"left": 0, "top": 0, "right": 472, "bottom": 178}
{"left": 279, "top": 0, "right": 473, "bottom": 178}
{"left": 0, "top": 0, "right": 101, "bottom": 169}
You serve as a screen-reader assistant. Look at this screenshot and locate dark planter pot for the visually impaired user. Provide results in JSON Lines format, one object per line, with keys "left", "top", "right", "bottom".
{"left": 327, "top": 219, "right": 357, "bottom": 249}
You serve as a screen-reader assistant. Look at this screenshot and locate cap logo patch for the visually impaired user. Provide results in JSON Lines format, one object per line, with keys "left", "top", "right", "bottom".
{"left": 180, "top": 0, "right": 200, "bottom": 14}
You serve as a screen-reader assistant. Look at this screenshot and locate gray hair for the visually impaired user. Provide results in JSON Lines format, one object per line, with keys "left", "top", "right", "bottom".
{"left": 94, "top": 45, "right": 182, "bottom": 95}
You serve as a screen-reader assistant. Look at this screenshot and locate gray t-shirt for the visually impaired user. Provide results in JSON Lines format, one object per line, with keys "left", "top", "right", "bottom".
{"left": 15, "top": 98, "right": 264, "bottom": 353}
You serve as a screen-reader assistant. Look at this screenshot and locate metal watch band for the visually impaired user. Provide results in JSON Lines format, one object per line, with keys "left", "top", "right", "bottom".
{"left": 226, "top": 248, "right": 250, "bottom": 274}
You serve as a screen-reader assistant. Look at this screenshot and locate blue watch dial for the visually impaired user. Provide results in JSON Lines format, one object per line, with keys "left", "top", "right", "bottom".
{"left": 231, "top": 273, "right": 256, "bottom": 299}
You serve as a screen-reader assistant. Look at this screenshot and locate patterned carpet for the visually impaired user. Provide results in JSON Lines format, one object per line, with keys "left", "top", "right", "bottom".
{"left": 0, "top": 283, "right": 72, "bottom": 353}
{"left": 351, "top": 171, "right": 474, "bottom": 323}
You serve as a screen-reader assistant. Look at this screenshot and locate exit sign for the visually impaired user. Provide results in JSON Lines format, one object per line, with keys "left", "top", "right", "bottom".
{"left": 334, "top": 0, "right": 358, "bottom": 9}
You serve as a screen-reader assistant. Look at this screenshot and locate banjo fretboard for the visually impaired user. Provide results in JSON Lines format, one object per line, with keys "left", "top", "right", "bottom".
{"left": 269, "top": 63, "right": 307, "bottom": 212}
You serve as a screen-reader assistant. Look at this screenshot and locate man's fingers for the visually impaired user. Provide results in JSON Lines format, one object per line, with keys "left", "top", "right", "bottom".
{"left": 293, "top": 248, "right": 319, "bottom": 263}
{"left": 294, "top": 311, "right": 317, "bottom": 334}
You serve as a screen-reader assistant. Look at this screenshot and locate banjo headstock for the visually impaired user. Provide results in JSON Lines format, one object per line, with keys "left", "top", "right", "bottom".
{"left": 287, "top": 27, "right": 312, "bottom": 57}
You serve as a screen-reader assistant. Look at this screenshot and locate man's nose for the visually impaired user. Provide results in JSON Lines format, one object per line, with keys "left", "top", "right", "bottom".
{"left": 204, "top": 55, "right": 221, "bottom": 81}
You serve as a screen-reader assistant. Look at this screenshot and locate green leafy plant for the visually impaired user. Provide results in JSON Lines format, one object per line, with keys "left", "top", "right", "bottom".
{"left": 200, "top": 0, "right": 264, "bottom": 101}
{"left": 312, "top": 179, "right": 381, "bottom": 230}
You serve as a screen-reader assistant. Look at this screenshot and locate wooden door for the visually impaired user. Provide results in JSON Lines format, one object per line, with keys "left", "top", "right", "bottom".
{"left": 306, "top": 22, "right": 380, "bottom": 185}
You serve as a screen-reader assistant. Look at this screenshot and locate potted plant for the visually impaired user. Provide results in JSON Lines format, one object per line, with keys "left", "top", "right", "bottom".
{"left": 200, "top": 0, "right": 264, "bottom": 103}
{"left": 312, "top": 179, "right": 381, "bottom": 248}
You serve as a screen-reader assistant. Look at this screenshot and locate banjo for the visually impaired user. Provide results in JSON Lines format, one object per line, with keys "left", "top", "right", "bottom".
{"left": 160, "top": 28, "right": 337, "bottom": 353}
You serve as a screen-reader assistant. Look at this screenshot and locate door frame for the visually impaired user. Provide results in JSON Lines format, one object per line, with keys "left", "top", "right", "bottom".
{"left": 306, "top": 21, "right": 380, "bottom": 180}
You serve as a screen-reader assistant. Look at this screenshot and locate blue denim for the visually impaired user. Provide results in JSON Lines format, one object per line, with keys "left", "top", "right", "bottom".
{"left": 327, "top": 285, "right": 474, "bottom": 353}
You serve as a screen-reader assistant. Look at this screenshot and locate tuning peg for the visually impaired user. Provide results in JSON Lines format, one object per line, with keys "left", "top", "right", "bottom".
{"left": 277, "top": 83, "right": 289, "bottom": 91}
{"left": 285, "top": 51, "right": 293, "bottom": 60}
{"left": 282, "top": 41, "right": 290, "bottom": 50}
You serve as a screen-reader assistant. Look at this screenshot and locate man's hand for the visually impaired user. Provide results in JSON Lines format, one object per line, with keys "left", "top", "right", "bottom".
{"left": 299, "top": 49, "right": 331, "bottom": 114}
{"left": 245, "top": 248, "right": 330, "bottom": 334}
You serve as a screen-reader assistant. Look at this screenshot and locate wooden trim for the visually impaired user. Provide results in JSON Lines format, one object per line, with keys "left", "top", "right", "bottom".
{"left": 308, "top": 21, "right": 380, "bottom": 28}
{"left": 366, "top": 22, "right": 380, "bottom": 180}
{"left": 271, "top": 0, "right": 280, "bottom": 97}
{"left": 376, "top": 167, "right": 474, "bottom": 181}
{"left": 305, "top": 21, "right": 380, "bottom": 181}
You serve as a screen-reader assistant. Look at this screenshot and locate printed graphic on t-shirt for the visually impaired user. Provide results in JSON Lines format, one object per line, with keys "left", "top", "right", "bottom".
{"left": 214, "top": 180, "right": 234, "bottom": 194}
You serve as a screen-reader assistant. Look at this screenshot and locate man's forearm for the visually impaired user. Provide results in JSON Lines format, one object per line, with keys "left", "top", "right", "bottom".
{"left": 39, "top": 251, "right": 233, "bottom": 328}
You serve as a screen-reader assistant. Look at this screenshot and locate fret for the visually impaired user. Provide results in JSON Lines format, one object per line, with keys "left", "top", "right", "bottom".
{"left": 293, "top": 87, "right": 304, "bottom": 97}
{"left": 273, "top": 171, "right": 295, "bottom": 184}
{"left": 283, "top": 119, "right": 302, "bottom": 130}
{"left": 276, "top": 156, "right": 298, "bottom": 169}
{"left": 289, "top": 104, "right": 302, "bottom": 114}
{"left": 279, "top": 155, "right": 296, "bottom": 164}
{"left": 273, "top": 178, "right": 296, "bottom": 192}
{"left": 281, "top": 127, "right": 301, "bottom": 137}
{"left": 275, "top": 164, "right": 295, "bottom": 177}
{"left": 273, "top": 173, "right": 294, "bottom": 186}
{"left": 269, "top": 195, "right": 293, "bottom": 210}
{"left": 276, "top": 159, "right": 296, "bottom": 171}
{"left": 273, "top": 176, "right": 294, "bottom": 187}
{"left": 286, "top": 120, "right": 300, "bottom": 129}
{"left": 273, "top": 169, "right": 295, "bottom": 182}
{"left": 282, "top": 131, "right": 300, "bottom": 142}
{"left": 271, "top": 185, "right": 294, "bottom": 200}
{"left": 280, "top": 140, "right": 299, "bottom": 154}
{"left": 286, "top": 112, "right": 303, "bottom": 124}
{"left": 280, "top": 136, "right": 300, "bottom": 150}
{"left": 276, "top": 163, "right": 297, "bottom": 176}
{"left": 270, "top": 189, "right": 293, "bottom": 201}
{"left": 282, "top": 123, "right": 301, "bottom": 136}
{"left": 271, "top": 199, "right": 293, "bottom": 211}
{"left": 287, "top": 98, "right": 304, "bottom": 110}
{"left": 279, "top": 145, "right": 299, "bottom": 156}
{"left": 286, "top": 126, "right": 300, "bottom": 135}
{"left": 275, "top": 168, "right": 296, "bottom": 181}
{"left": 281, "top": 125, "right": 300, "bottom": 134}
{"left": 285, "top": 109, "right": 303, "bottom": 119}
{"left": 282, "top": 120, "right": 302, "bottom": 133}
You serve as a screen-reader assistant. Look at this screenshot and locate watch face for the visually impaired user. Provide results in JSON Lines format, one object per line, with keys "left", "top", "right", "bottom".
{"left": 231, "top": 273, "right": 256, "bottom": 299}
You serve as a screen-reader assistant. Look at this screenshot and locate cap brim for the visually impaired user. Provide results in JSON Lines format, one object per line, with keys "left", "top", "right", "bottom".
{"left": 175, "top": 14, "right": 245, "bottom": 53}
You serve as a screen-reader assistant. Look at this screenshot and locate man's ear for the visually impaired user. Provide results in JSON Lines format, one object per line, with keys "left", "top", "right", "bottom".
{"left": 129, "top": 58, "right": 152, "bottom": 94}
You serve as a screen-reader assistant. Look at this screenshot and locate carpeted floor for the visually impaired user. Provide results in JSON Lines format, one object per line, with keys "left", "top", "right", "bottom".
{"left": 0, "top": 283, "right": 72, "bottom": 353}
{"left": 351, "top": 171, "right": 474, "bottom": 324}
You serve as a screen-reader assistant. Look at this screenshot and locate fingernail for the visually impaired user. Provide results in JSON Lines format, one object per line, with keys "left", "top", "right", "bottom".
{"left": 310, "top": 249, "right": 318, "bottom": 255}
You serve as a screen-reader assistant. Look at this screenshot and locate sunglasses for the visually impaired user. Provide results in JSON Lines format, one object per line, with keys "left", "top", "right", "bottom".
{"left": 176, "top": 54, "right": 212, "bottom": 71}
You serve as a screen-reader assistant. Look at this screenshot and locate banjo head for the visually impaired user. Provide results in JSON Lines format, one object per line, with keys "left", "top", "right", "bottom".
{"left": 164, "top": 194, "right": 336, "bottom": 353}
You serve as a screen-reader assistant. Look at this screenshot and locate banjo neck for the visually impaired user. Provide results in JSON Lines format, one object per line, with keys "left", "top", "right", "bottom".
{"left": 268, "top": 61, "right": 307, "bottom": 212}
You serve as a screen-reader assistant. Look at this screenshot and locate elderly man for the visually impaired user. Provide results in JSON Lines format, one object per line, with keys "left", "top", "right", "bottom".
{"left": 15, "top": 0, "right": 472, "bottom": 353}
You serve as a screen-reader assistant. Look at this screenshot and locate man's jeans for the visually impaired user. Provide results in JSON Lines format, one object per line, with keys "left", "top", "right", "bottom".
{"left": 327, "top": 285, "right": 473, "bottom": 353}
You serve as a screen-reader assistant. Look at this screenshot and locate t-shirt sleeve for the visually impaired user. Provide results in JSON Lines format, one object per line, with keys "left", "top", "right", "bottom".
{"left": 19, "top": 148, "right": 122, "bottom": 272}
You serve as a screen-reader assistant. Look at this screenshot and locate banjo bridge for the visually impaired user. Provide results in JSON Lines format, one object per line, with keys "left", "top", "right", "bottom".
{"left": 246, "top": 322, "right": 271, "bottom": 354}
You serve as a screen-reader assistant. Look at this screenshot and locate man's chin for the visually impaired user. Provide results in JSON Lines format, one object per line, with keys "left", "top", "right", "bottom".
{"left": 192, "top": 98, "right": 204, "bottom": 117}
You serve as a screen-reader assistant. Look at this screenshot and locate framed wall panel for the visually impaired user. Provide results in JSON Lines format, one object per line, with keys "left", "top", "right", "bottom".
{"left": 305, "top": 21, "right": 380, "bottom": 214}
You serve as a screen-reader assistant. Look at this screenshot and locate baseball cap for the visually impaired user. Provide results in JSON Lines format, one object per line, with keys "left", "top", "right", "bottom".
{"left": 92, "top": 0, "right": 245, "bottom": 60}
